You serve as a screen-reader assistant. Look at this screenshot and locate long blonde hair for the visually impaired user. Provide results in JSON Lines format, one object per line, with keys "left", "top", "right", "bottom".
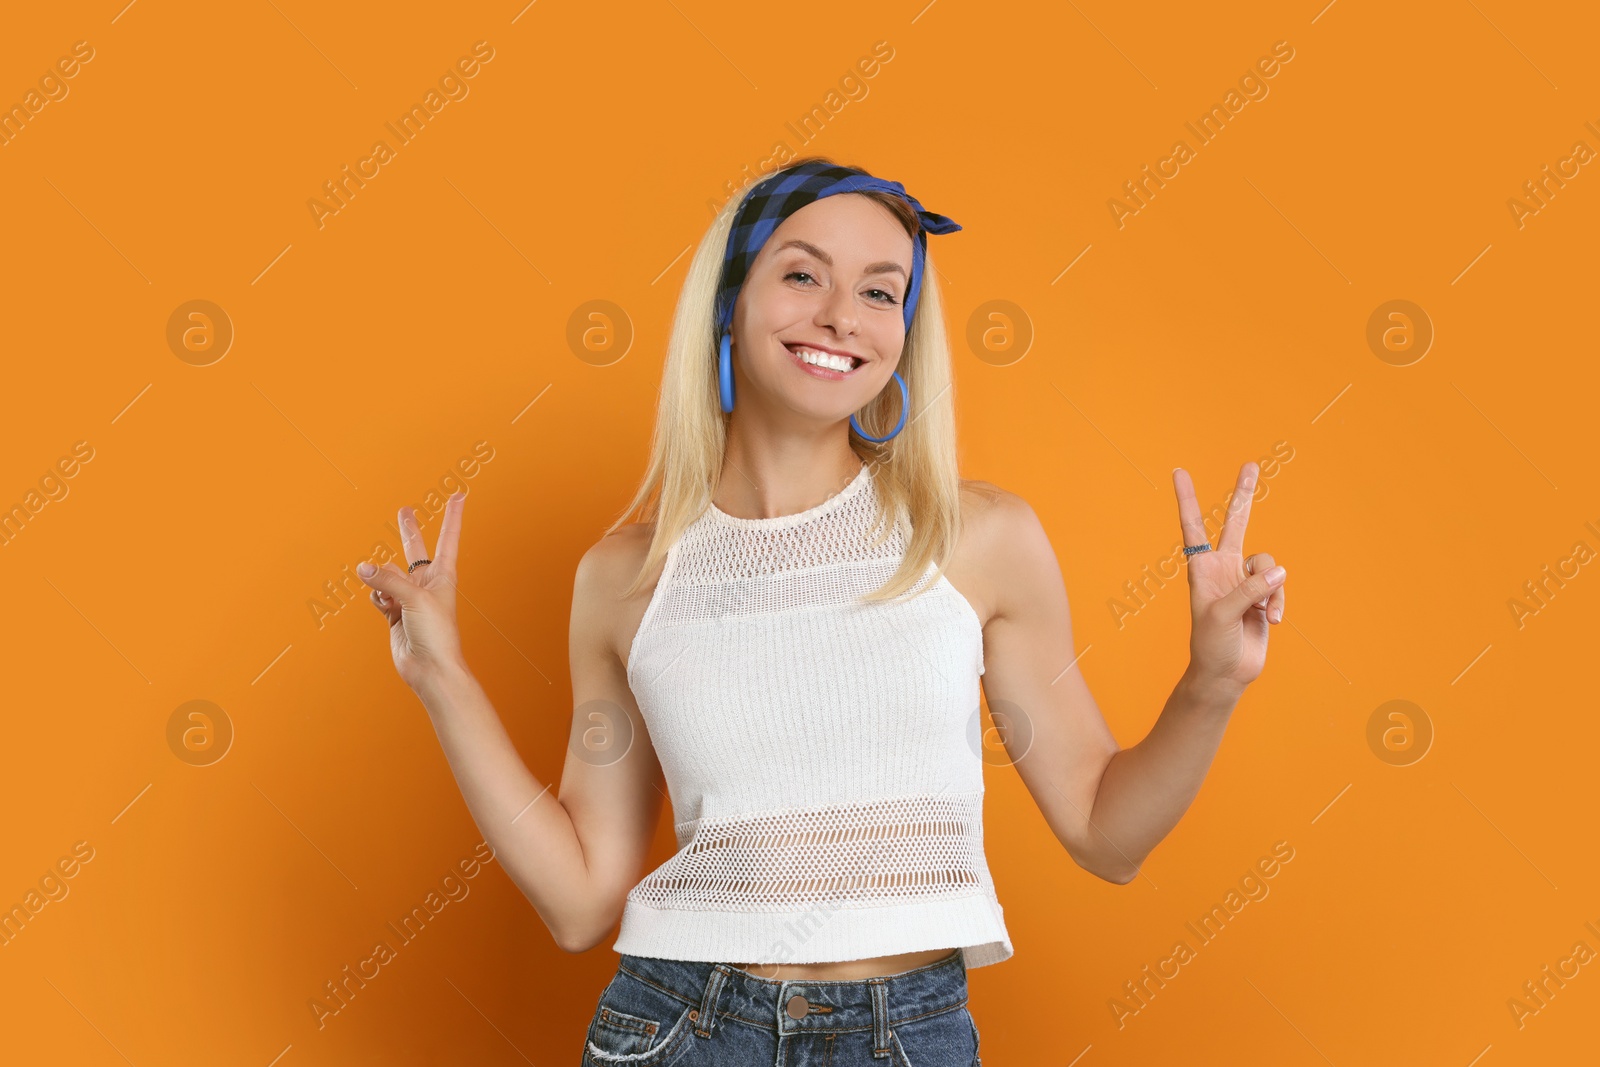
{"left": 605, "top": 156, "right": 966, "bottom": 605}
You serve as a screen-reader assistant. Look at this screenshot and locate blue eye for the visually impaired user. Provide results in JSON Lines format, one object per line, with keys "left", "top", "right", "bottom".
{"left": 785, "top": 272, "right": 900, "bottom": 306}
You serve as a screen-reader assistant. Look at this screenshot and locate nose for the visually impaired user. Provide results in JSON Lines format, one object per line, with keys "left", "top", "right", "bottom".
{"left": 814, "top": 280, "right": 859, "bottom": 337}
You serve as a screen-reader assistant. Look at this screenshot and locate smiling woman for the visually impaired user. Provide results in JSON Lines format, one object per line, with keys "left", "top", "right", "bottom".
{"left": 355, "top": 154, "right": 1291, "bottom": 1066}
{"left": 561, "top": 158, "right": 1001, "bottom": 1063}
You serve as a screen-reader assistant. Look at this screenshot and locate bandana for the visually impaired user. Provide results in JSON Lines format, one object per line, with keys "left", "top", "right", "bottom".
{"left": 713, "top": 160, "right": 961, "bottom": 341}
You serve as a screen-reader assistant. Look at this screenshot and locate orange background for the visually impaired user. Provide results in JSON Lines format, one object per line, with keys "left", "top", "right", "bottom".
{"left": 3, "top": 1, "right": 1597, "bottom": 1063}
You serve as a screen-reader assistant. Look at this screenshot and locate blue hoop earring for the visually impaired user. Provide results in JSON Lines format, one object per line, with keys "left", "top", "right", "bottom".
{"left": 851, "top": 372, "right": 908, "bottom": 443}
{"left": 718, "top": 332, "right": 735, "bottom": 413}
{"left": 720, "top": 330, "right": 906, "bottom": 443}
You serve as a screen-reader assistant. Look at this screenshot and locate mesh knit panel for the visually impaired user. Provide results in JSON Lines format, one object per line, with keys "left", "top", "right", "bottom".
{"left": 617, "top": 461, "right": 1013, "bottom": 968}
{"left": 630, "top": 792, "right": 994, "bottom": 909}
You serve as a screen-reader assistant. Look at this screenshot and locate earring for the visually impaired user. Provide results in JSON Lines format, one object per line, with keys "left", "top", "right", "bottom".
{"left": 851, "top": 372, "right": 908, "bottom": 443}
{"left": 718, "top": 332, "right": 735, "bottom": 413}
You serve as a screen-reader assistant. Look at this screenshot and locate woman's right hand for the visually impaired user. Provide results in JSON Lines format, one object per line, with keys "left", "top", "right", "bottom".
{"left": 356, "top": 491, "right": 470, "bottom": 691}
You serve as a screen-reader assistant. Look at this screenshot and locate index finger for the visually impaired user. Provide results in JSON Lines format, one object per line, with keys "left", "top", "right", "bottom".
{"left": 1216, "top": 461, "right": 1258, "bottom": 554}
{"left": 431, "top": 492, "right": 467, "bottom": 570}
{"left": 1172, "top": 467, "right": 1210, "bottom": 549}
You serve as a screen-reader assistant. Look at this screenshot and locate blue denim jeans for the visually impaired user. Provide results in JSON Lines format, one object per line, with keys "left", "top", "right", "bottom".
{"left": 581, "top": 950, "right": 982, "bottom": 1066}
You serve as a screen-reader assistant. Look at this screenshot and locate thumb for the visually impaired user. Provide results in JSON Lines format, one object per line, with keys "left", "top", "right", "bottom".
{"left": 357, "top": 560, "right": 420, "bottom": 607}
{"left": 1219, "top": 565, "right": 1286, "bottom": 618}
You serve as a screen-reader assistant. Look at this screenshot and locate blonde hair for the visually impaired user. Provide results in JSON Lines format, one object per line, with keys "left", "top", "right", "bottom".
{"left": 605, "top": 156, "right": 966, "bottom": 605}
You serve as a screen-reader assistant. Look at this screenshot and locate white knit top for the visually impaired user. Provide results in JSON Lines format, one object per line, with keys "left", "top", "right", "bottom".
{"left": 614, "top": 459, "right": 1013, "bottom": 969}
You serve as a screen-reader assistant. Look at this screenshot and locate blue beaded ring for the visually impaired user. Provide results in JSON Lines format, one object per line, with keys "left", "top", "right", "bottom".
{"left": 1183, "top": 542, "right": 1212, "bottom": 556}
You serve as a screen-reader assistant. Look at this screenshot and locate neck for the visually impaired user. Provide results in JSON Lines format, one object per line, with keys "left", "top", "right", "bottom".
{"left": 713, "top": 433, "right": 866, "bottom": 521}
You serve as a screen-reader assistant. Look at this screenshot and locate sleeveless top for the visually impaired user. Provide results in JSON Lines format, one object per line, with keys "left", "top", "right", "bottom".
{"left": 613, "top": 460, "right": 1014, "bottom": 969}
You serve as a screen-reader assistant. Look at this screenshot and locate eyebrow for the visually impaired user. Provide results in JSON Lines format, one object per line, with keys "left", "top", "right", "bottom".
{"left": 774, "top": 239, "right": 907, "bottom": 280}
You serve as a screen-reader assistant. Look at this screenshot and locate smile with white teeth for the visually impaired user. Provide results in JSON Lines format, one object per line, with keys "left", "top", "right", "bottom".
{"left": 790, "top": 346, "right": 861, "bottom": 372}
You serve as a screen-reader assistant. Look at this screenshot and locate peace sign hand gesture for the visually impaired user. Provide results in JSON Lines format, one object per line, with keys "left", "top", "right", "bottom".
{"left": 356, "top": 492, "right": 469, "bottom": 692}
{"left": 1174, "top": 462, "right": 1287, "bottom": 696}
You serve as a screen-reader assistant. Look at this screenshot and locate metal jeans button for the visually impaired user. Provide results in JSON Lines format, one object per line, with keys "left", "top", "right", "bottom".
{"left": 786, "top": 993, "right": 809, "bottom": 1019}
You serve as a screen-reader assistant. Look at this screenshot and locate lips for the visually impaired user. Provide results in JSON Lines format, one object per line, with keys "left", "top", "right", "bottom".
{"left": 783, "top": 342, "right": 864, "bottom": 370}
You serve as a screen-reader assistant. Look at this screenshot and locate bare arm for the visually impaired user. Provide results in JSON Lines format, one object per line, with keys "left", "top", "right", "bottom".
{"left": 526, "top": 525, "right": 666, "bottom": 951}
{"left": 976, "top": 464, "right": 1285, "bottom": 884}
{"left": 360, "top": 496, "right": 664, "bottom": 951}
{"left": 974, "top": 490, "right": 1236, "bottom": 884}
{"left": 1069, "top": 668, "right": 1241, "bottom": 884}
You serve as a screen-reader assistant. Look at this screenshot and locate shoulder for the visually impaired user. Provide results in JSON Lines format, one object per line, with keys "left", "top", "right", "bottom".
{"left": 576, "top": 520, "right": 659, "bottom": 592}
{"left": 954, "top": 478, "right": 1059, "bottom": 621}
{"left": 957, "top": 478, "right": 1044, "bottom": 547}
{"left": 573, "top": 521, "right": 662, "bottom": 654}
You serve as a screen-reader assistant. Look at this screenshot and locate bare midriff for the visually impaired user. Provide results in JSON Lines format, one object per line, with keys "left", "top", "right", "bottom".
{"left": 726, "top": 946, "right": 958, "bottom": 981}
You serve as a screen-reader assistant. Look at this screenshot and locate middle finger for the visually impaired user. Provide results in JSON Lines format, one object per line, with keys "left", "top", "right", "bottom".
{"left": 1217, "top": 462, "right": 1258, "bottom": 556}
{"left": 398, "top": 506, "right": 428, "bottom": 571}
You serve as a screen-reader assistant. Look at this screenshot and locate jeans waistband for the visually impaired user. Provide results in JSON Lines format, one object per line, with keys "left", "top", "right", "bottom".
{"left": 615, "top": 950, "right": 969, "bottom": 1045}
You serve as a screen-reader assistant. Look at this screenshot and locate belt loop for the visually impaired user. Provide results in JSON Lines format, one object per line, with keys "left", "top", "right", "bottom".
{"left": 868, "top": 977, "right": 891, "bottom": 1057}
{"left": 696, "top": 964, "right": 730, "bottom": 1038}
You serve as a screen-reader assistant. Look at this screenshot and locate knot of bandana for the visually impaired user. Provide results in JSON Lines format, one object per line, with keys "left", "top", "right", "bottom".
{"left": 713, "top": 160, "right": 961, "bottom": 342}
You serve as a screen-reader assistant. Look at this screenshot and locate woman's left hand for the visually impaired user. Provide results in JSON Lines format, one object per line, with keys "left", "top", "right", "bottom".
{"left": 1173, "top": 461, "right": 1287, "bottom": 694}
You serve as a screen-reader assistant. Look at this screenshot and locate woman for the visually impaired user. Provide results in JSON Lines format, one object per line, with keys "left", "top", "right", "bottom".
{"left": 355, "top": 156, "right": 1288, "bottom": 1065}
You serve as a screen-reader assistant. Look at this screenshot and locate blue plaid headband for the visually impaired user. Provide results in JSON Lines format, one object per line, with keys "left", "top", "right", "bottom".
{"left": 713, "top": 160, "right": 961, "bottom": 341}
